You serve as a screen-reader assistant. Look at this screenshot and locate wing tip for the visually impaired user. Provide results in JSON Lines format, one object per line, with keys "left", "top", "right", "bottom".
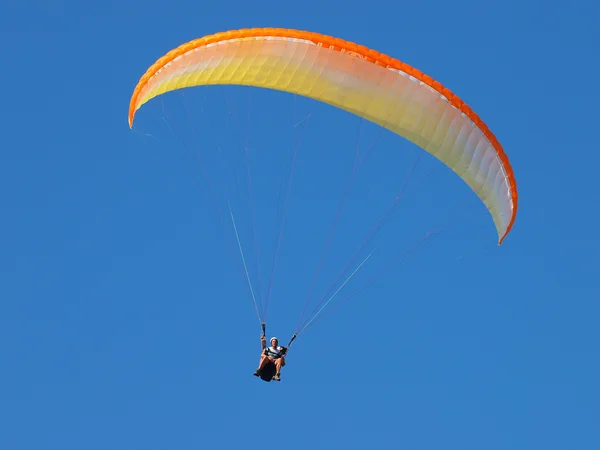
{"left": 497, "top": 198, "right": 518, "bottom": 245}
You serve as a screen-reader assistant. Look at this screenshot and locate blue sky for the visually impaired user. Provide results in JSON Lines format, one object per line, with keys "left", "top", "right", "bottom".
{"left": 1, "top": 1, "right": 599, "bottom": 449}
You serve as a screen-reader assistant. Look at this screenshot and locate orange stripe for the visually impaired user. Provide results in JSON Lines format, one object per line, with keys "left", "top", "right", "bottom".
{"left": 128, "top": 27, "right": 518, "bottom": 243}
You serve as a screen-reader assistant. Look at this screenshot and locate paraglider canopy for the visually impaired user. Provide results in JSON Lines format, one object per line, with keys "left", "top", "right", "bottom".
{"left": 128, "top": 27, "right": 518, "bottom": 244}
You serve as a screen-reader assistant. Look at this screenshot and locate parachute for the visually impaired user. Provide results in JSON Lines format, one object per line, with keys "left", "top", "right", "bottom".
{"left": 128, "top": 27, "right": 518, "bottom": 244}
{"left": 128, "top": 28, "right": 519, "bottom": 348}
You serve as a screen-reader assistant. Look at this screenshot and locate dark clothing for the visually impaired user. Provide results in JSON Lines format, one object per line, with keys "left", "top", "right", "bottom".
{"left": 264, "top": 345, "right": 287, "bottom": 359}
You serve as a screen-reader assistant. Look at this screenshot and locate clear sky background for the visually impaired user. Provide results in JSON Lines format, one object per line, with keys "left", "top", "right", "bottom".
{"left": 1, "top": 1, "right": 599, "bottom": 449}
